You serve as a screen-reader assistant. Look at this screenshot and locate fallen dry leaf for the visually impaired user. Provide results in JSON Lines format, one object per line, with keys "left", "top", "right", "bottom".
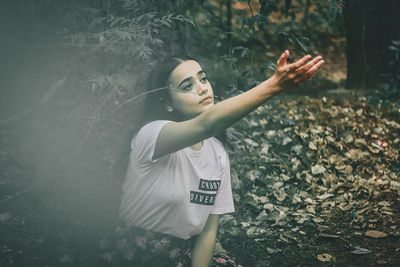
{"left": 311, "top": 164, "right": 326, "bottom": 175}
{"left": 317, "top": 253, "right": 334, "bottom": 262}
{"left": 365, "top": 230, "right": 387, "bottom": 238}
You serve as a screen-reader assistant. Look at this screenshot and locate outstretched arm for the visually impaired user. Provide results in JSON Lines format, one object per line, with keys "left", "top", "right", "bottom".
{"left": 153, "top": 51, "right": 324, "bottom": 160}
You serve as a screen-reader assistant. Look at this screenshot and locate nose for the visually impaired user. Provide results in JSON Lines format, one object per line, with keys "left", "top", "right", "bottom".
{"left": 197, "top": 82, "right": 208, "bottom": 95}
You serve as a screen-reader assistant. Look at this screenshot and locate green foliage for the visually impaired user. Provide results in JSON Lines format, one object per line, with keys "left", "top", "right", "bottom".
{"left": 70, "top": 5, "right": 193, "bottom": 71}
{"left": 196, "top": 0, "right": 344, "bottom": 98}
{"left": 65, "top": 0, "right": 196, "bottom": 119}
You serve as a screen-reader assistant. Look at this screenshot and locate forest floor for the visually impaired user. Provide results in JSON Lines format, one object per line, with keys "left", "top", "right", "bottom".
{"left": 220, "top": 92, "right": 400, "bottom": 266}
{"left": 0, "top": 88, "right": 399, "bottom": 266}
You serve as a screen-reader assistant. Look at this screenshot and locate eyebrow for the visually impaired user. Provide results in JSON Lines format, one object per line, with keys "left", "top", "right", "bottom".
{"left": 178, "top": 70, "right": 205, "bottom": 88}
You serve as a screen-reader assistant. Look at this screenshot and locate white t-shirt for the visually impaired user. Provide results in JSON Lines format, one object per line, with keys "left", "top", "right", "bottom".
{"left": 119, "top": 120, "right": 235, "bottom": 240}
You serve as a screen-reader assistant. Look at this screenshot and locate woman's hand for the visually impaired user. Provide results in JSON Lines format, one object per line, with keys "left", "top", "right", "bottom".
{"left": 269, "top": 50, "right": 325, "bottom": 94}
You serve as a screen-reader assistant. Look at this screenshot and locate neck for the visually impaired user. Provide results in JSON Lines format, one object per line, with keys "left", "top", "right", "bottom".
{"left": 190, "top": 141, "right": 203, "bottom": 151}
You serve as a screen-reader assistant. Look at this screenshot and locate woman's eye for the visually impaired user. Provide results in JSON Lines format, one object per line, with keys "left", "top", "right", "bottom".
{"left": 182, "top": 83, "right": 193, "bottom": 91}
{"left": 200, "top": 77, "right": 208, "bottom": 83}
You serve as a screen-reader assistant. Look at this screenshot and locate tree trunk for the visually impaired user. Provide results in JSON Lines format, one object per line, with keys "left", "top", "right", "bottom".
{"left": 226, "top": 0, "right": 232, "bottom": 41}
{"left": 303, "top": 0, "right": 311, "bottom": 30}
{"left": 344, "top": 0, "right": 400, "bottom": 89}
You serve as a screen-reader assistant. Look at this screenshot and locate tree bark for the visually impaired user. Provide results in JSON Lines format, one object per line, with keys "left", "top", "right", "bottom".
{"left": 344, "top": 0, "right": 400, "bottom": 89}
{"left": 226, "top": 0, "right": 232, "bottom": 41}
{"left": 303, "top": 0, "right": 311, "bottom": 30}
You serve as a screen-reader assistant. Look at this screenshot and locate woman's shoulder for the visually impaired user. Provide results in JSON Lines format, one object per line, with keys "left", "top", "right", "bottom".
{"left": 132, "top": 120, "right": 173, "bottom": 147}
{"left": 135, "top": 120, "right": 173, "bottom": 137}
{"left": 208, "top": 137, "right": 228, "bottom": 155}
{"left": 141, "top": 120, "right": 173, "bottom": 130}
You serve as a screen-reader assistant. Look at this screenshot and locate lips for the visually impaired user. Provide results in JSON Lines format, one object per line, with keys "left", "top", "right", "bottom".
{"left": 199, "top": 96, "right": 212, "bottom": 104}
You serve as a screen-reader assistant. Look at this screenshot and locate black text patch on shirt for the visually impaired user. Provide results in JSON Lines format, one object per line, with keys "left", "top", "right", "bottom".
{"left": 190, "top": 191, "right": 216, "bottom": 206}
{"left": 198, "top": 179, "right": 221, "bottom": 191}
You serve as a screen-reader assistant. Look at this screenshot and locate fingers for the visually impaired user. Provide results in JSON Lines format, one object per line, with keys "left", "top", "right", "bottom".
{"left": 277, "top": 50, "right": 289, "bottom": 68}
{"left": 292, "top": 57, "right": 324, "bottom": 85}
{"left": 275, "top": 51, "right": 324, "bottom": 88}
{"left": 293, "top": 58, "right": 325, "bottom": 84}
{"left": 305, "top": 58, "right": 325, "bottom": 76}
{"left": 286, "top": 54, "right": 312, "bottom": 72}
{"left": 295, "top": 55, "right": 323, "bottom": 74}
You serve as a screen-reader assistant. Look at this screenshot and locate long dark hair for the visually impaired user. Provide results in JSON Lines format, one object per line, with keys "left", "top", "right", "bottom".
{"left": 140, "top": 55, "right": 196, "bottom": 125}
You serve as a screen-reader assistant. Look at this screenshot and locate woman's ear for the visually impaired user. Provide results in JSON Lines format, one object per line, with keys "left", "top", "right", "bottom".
{"left": 164, "top": 91, "right": 174, "bottom": 113}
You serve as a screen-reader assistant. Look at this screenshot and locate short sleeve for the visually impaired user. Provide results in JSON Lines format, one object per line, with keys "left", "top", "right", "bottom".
{"left": 211, "top": 149, "right": 235, "bottom": 215}
{"left": 131, "top": 120, "right": 172, "bottom": 165}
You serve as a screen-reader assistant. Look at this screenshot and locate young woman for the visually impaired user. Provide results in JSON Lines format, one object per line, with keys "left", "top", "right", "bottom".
{"left": 115, "top": 50, "right": 324, "bottom": 266}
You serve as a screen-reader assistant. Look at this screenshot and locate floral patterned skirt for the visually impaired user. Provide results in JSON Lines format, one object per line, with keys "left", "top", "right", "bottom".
{"left": 99, "top": 221, "right": 242, "bottom": 267}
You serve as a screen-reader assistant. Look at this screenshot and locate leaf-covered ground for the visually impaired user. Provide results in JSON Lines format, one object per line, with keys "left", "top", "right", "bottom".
{"left": 0, "top": 93, "right": 399, "bottom": 266}
{"left": 219, "top": 94, "right": 400, "bottom": 266}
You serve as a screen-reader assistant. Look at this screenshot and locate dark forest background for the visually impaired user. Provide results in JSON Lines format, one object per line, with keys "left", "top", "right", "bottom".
{"left": 0, "top": 0, "right": 399, "bottom": 266}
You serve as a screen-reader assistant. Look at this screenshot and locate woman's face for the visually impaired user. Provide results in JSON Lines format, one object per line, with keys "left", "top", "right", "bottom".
{"left": 168, "top": 60, "right": 214, "bottom": 120}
